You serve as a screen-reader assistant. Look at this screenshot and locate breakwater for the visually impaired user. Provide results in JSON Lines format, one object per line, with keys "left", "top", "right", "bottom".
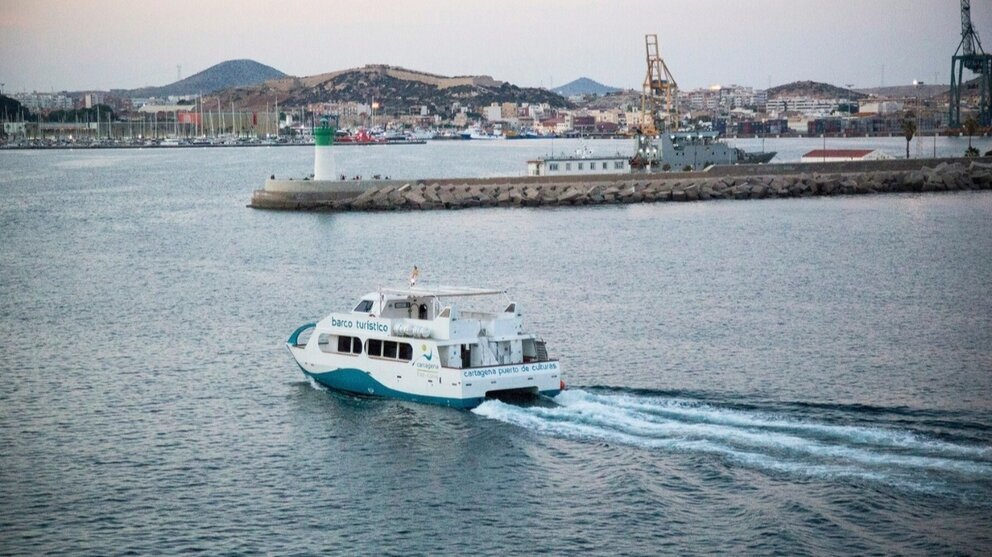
{"left": 249, "top": 158, "right": 992, "bottom": 211}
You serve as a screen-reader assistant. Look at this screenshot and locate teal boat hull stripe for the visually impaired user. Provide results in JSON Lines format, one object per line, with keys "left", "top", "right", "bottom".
{"left": 301, "top": 366, "right": 560, "bottom": 409}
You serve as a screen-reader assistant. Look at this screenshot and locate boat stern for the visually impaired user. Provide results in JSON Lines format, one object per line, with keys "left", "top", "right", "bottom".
{"left": 460, "top": 360, "right": 563, "bottom": 401}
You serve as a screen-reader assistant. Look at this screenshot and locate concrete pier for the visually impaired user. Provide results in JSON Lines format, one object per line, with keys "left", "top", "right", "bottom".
{"left": 249, "top": 158, "right": 992, "bottom": 211}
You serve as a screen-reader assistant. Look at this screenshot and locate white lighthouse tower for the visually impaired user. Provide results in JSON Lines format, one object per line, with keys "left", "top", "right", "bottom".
{"left": 313, "top": 116, "right": 336, "bottom": 180}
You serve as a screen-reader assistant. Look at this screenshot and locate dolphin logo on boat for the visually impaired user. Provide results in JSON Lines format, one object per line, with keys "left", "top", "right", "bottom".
{"left": 413, "top": 344, "right": 436, "bottom": 367}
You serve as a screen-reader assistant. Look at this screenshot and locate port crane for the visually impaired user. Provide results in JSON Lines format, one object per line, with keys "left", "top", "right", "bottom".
{"left": 631, "top": 34, "right": 679, "bottom": 171}
{"left": 950, "top": 0, "right": 992, "bottom": 126}
{"left": 639, "top": 34, "right": 679, "bottom": 136}
{"left": 629, "top": 33, "right": 775, "bottom": 172}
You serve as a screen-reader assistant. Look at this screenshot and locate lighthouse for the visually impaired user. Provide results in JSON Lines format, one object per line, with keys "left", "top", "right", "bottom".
{"left": 313, "top": 117, "right": 336, "bottom": 180}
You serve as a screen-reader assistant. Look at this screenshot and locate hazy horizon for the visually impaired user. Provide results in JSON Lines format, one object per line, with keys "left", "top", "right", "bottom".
{"left": 2, "top": 0, "right": 991, "bottom": 95}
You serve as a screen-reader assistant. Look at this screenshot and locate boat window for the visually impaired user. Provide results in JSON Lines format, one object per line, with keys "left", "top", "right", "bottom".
{"left": 602, "top": 162, "right": 608, "bottom": 170}
{"left": 565, "top": 163, "right": 571, "bottom": 171}
{"left": 393, "top": 301, "right": 411, "bottom": 309}
{"left": 354, "top": 300, "right": 374, "bottom": 313}
{"left": 367, "top": 338, "right": 382, "bottom": 357}
{"left": 365, "top": 338, "right": 413, "bottom": 361}
{"left": 549, "top": 163, "right": 559, "bottom": 171}
{"left": 578, "top": 162, "right": 584, "bottom": 170}
{"left": 318, "top": 333, "right": 335, "bottom": 353}
{"left": 383, "top": 341, "right": 398, "bottom": 359}
{"left": 335, "top": 335, "right": 362, "bottom": 355}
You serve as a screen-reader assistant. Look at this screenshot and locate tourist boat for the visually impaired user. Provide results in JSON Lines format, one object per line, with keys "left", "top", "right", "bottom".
{"left": 287, "top": 285, "right": 564, "bottom": 408}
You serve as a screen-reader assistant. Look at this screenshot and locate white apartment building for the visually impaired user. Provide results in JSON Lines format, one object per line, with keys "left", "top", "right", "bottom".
{"left": 13, "top": 92, "right": 73, "bottom": 111}
{"left": 679, "top": 85, "right": 767, "bottom": 111}
{"left": 483, "top": 103, "right": 502, "bottom": 121}
{"left": 766, "top": 97, "right": 851, "bottom": 115}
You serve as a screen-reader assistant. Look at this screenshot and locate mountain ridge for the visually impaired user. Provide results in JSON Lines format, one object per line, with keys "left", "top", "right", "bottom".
{"left": 553, "top": 77, "right": 621, "bottom": 97}
{"left": 212, "top": 64, "right": 571, "bottom": 115}
{"left": 124, "top": 59, "right": 286, "bottom": 98}
{"left": 767, "top": 80, "right": 867, "bottom": 100}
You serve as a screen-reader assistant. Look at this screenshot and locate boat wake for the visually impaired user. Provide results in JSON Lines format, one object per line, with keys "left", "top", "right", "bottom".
{"left": 472, "top": 388, "right": 992, "bottom": 495}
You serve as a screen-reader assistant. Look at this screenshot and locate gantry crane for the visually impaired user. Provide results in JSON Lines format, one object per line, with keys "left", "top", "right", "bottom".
{"left": 631, "top": 34, "right": 679, "bottom": 171}
{"left": 950, "top": 0, "right": 992, "bottom": 126}
{"left": 640, "top": 34, "right": 679, "bottom": 136}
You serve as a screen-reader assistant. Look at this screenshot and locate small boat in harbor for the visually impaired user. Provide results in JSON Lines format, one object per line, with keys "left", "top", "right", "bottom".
{"left": 287, "top": 285, "right": 564, "bottom": 408}
{"left": 334, "top": 128, "right": 385, "bottom": 145}
{"left": 465, "top": 125, "right": 505, "bottom": 140}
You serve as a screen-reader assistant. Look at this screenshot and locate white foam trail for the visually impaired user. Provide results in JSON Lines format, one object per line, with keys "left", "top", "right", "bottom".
{"left": 473, "top": 399, "right": 891, "bottom": 483}
{"left": 471, "top": 390, "right": 992, "bottom": 487}
{"left": 556, "top": 390, "right": 990, "bottom": 458}
{"left": 558, "top": 394, "right": 991, "bottom": 475}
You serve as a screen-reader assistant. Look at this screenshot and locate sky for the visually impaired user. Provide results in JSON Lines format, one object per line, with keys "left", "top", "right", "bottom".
{"left": 2, "top": 0, "right": 991, "bottom": 94}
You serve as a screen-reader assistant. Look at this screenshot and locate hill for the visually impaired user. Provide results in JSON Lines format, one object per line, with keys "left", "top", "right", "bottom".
{"left": 127, "top": 59, "right": 286, "bottom": 98}
{"left": 213, "top": 64, "right": 571, "bottom": 116}
{"left": 767, "top": 80, "right": 867, "bottom": 100}
{"left": 857, "top": 84, "right": 948, "bottom": 99}
{"left": 553, "top": 77, "right": 621, "bottom": 97}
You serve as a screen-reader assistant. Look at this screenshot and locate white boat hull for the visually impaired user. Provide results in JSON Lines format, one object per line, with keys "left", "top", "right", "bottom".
{"left": 288, "top": 341, "right": 562, "bottom": 409}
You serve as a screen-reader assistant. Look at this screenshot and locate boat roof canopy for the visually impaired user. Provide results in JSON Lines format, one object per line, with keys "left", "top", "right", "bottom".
{"left": 377, "top": 285, "right": 507, "bottom": 298}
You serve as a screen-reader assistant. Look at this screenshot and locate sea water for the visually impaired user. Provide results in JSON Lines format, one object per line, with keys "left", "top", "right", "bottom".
{"left": 0, "top": 145, "right": 990, "bottom": 555}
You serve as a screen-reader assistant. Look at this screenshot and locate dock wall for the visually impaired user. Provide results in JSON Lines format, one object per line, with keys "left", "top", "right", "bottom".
{"left": 249, "top": 158, "right": 992, "bottom": 211}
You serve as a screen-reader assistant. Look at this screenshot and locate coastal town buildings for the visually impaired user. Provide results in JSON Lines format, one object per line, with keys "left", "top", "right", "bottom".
{"left": 11, "top": 91, "right": 73, "bottom": 111}
{"left": 1, "top": 73, "right": 981, "bottom": 143}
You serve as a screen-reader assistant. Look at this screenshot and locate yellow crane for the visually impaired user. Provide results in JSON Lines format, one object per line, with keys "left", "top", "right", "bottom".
{"left": 640, "top": 34, "right": 679, "bottom": 136}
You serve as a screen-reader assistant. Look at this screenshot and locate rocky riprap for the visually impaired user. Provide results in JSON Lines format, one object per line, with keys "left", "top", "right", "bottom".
{"left": 250, "top": 161, "right": 992, "bottom": 212}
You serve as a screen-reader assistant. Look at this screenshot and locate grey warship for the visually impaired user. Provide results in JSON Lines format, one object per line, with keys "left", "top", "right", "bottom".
{"left": 631, "top": 33, "right": 775, "bottom": 172}
{"left": 630, "top": 129, "right": 776, "bottom": 172}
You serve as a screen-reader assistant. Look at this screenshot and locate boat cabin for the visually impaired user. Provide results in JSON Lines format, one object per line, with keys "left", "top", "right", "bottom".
{"left": 314, "top": 286, "right": 549, "bottom": 370}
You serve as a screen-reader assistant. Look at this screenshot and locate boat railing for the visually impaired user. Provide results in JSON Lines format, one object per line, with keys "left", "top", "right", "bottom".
{"left": 287, "top": 322, "right": 316, "bottom": 347}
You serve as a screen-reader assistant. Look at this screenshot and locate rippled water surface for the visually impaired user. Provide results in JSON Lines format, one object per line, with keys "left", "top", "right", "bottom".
{"left": 1, "top": 146, "right": 991, "bottom": 555}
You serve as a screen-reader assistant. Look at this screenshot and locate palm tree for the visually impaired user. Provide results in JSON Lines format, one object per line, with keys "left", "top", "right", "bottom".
{"left": 963, "top": 116, "right": 979, "bottom": 157}
{"left": 901, "top": 119, "right": 916, "bottom": 159}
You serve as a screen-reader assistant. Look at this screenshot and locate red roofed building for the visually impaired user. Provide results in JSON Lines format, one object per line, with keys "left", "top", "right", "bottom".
{"left": 800, "top": 149, "right": 891, "bottom": 163}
